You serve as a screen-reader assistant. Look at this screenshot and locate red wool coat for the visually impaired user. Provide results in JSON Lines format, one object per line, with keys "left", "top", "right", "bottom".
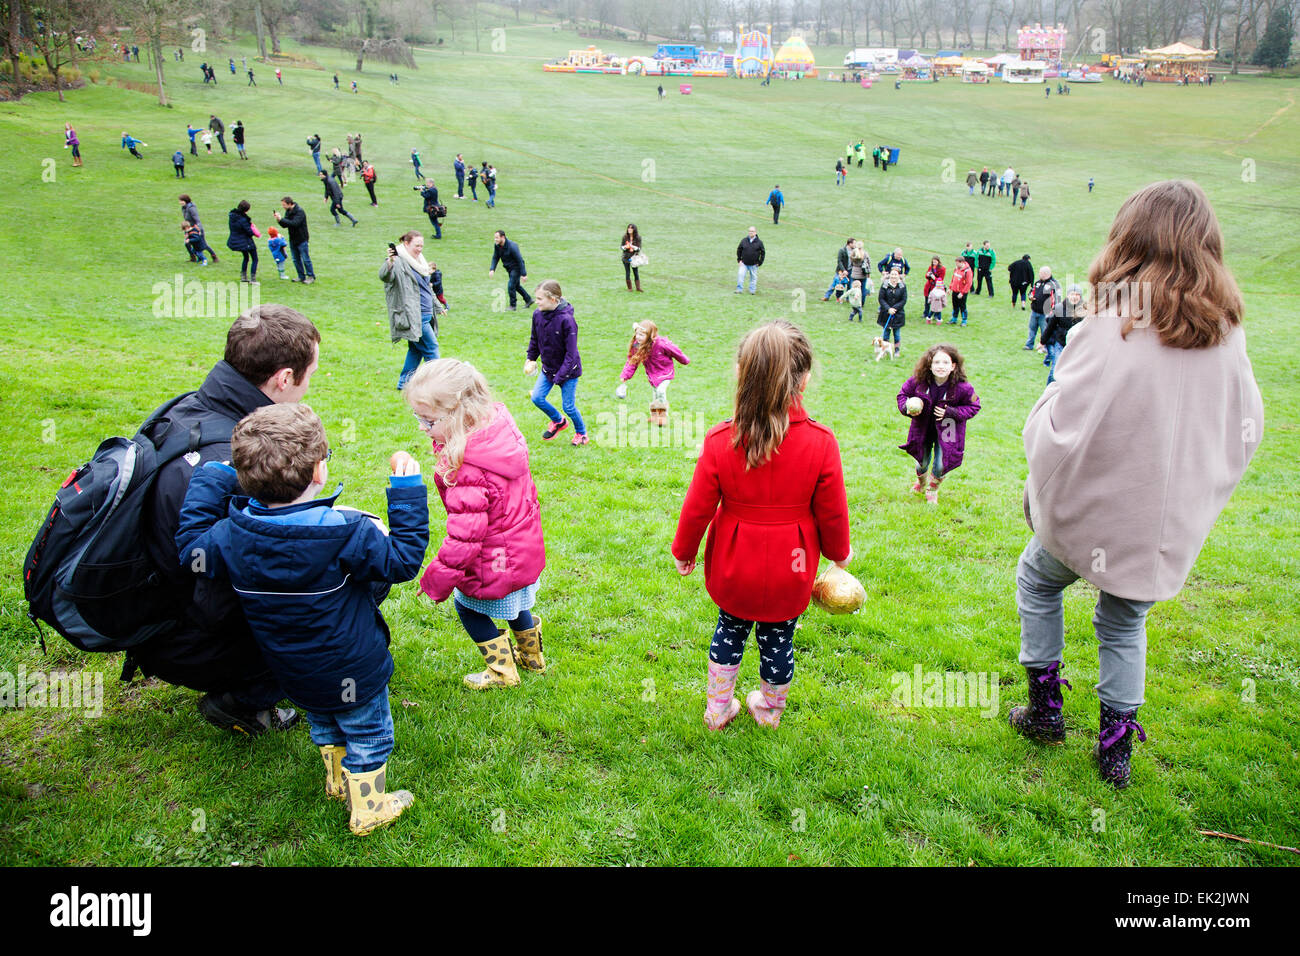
{"left": 923, "top": 264, "right": 947, "bottom": 298}
{"left": 672, "top": 404, "right": 851, "bottom": 622}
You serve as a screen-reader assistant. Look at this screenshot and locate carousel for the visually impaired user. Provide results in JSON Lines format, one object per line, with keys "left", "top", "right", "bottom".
{"left": 1138, "top": 42, "right": 1216, "bottom": 81}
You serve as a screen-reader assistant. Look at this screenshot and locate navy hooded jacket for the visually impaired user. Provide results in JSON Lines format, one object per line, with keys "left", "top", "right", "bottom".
{"left": 175, "top": 464, "right": 430, "bottom": 713}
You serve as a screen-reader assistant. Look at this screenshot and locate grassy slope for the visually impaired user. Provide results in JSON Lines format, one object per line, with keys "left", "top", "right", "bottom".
{"left": 0, "top": 23, "right": 1296, "bottom": 866}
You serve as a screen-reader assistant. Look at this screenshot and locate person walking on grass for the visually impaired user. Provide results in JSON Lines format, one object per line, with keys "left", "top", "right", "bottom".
{"left": 1008, "top": 254, "right": 1034, "bottom": 310}
{"left": 877, "top": 268, "right": 907, "bottom": 357}
{"left": 1011, "top": 179, "right": 1264, "bottom": 789}
{"left": 321, "top": 170, "right": 358, "bottom": 226}
{"left": 489, "top": 230, "right": 530, "bottom": 311}
{"left": 975, "top": 240, "right": 996, "bottom": 297}
{"left": 621, "top": 223, "right": 645, "bottom": 292}
{"left": 407, "top": 359, "right": 549, "bottom": 691}
{"left": 307, "top": 133, "right": 322, "bottom": 173}
{"left": 736, "top": 226, "right": 765, "bottom": 294}
{"left": 232, "top": 120, "right": 247, "bottom": 160}
{"left": 121, "top": 132, "right": 146, "bottom": 159}
{"left": 454, "top": 154, "right": 466, "bottom": 198}
{"left": 173, "top": 149, "right": 186, "bottom": 178}
{"left": 65, "top": 122, "right": 82, "bottom": 166}
{"left": 226, "top": 199, "right": 260, "bottom": 283}
{"left": 274, "top": 196, "right": 315, "bottom": 283}
{"left": 766, "top": 184, "right": 785, "bottom": 224}
{"left": 247, "top": 68, "right": 256, "bottom": 86}
{"left": 966, "top": 169, "right": 978, "bottom": 195}
{"left": 362, "top": 161, "right": 378, "bottom": 206}
{"left": 1019, "top": 181, "right": 1030, "bottom": 209}
{"left": 186, "top": 122, "right": 200, "bottom": 156}
{"left": 1025, "top": 266, "right": 1061, "bottom": 351}
{"left": 525, "top": 279, "right": 588, "bottom": 446}
{"left": 483, "top": 162, "right": 498, "bottom": 208}
{"left": 922, "top": 256, "right": 946, "bottom": 324}
{"left": 466, "top": 163, "right": 479, "bottom": 201}
{"left": 411, "top": 148, "right": 422, "bottom": 181}
{"left": 897, "top": 343, "right": 981, "bottom": 504}
{"left": 209, "top": 114, "right": 227, "bottom": 153}
{"left": 949, "top": 256, "right": 973, "bottom": 326}
{"left": 383, "top": 230, "right": 445, "bottom": 390}
{"left": 416, "top": 179, "right": 442, "bottom": 239}
{"left": 673, "top": 321, "right": 851, "bottom": 732}
{"left": 275, "top": 67, "right": 282, "bottom": 85}
{"left": 179, "top": 194, "right": 219, "bottom": 264}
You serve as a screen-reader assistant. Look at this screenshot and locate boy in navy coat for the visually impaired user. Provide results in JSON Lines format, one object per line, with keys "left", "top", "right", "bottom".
{"left": 176, "top": 404, "right": 429, "bottom": 835}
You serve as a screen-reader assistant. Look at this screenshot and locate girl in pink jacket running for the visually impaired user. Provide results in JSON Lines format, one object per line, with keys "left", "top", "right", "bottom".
{"left": 615, "top": 320, "right": 690, "bottom": 427}
{"left": 406, "top": 358, "right": 548, "bottom": 690}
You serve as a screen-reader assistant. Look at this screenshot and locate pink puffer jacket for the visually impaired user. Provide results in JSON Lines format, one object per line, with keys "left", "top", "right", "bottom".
{"left": 621, "top": 336, "right": 690, "bottom": 388}
{"left": 419, "top": 404, "right": 546, "bottom": 602}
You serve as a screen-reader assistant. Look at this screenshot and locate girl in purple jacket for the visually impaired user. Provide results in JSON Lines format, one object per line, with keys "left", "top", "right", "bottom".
{"left": 896, "top": 344, "right": 981, "bottom": 504}
{"left": 615, "top": 320, "right": 690, "bottom": 427}
{"left": 525, "top": 280, "right": 588, "bottom": 445}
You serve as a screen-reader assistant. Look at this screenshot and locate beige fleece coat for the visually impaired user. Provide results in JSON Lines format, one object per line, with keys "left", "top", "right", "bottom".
{"left": 1023, "top": 313, "right": 1263, "bottom": 601}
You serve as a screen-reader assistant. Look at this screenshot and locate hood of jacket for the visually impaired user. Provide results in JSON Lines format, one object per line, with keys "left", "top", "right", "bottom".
{"left": 459, "top": 404, "right": 531, "bottom": 480}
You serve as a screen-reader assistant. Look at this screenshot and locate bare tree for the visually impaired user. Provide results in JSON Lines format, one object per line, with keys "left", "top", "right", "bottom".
{"left": 345, "top": 34, "right": 415, "bottom": 71}
{"left": 120, "top": 0, "right": 193, "bottom": 106}
{"left": 25, "top": 0, "right": 86, "bottom": 100}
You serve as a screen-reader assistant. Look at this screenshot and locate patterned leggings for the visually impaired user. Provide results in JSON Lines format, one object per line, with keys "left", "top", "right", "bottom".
{"left": 708, "top": 610, "right": 798, "bottom": 684}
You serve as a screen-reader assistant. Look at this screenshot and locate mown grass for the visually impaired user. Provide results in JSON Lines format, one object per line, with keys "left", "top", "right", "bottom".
{"left": 0, "top": 21, "right": 1297, "bottom": 866}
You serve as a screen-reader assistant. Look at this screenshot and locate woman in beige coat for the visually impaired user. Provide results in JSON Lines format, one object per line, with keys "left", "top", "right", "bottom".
{"left": 1009, "top": 180, "right": 1264, "bottom": 789}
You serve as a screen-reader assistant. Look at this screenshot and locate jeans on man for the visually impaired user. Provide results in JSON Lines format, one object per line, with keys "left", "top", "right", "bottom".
{"left": 1026, "top": 311, "right": 1047, "bottom": 349}
{"left": 304, "top": 686, "right": 396, "bottom": 773}
{"left": 737, "top": 263, "right": 759, "bottom": 293}
{"left": 216, "top": 132, "right": 227, "bottom": 153}
{"left": 506, "top": 270, "right": 532, "bottom": 308}
{"left": 291, "top": 241, "right": 315, "bottom": 280}
{"left": 531, "top": 372, "right": 585, "bottom": 435}
{"left": 312, "top": 151, "right": 322, "bottom": 173}
{"left": 1015, "top": 535, "right": 1153, "bottom": 712}
{"left": 1045, "top": 342, "right": 1064, "bottom": 384}
{"left": 398, "top": 314, "right": 439, "bottom": 389}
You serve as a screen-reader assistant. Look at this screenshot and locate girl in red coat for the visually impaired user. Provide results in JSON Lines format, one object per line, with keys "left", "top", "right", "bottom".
{"left": 406, "top": 359, "right": 548, "bottom": 690}
{"left": 922, "top": 256, "right": 947, "bottom": 323}
{"left": 672, "top": 322, "right": 852, "bottom": 730}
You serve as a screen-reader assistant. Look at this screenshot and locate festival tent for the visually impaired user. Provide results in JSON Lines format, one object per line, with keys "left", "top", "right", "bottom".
{"left": 932, "top": 55, "right": 964, "bottom": 76}
{"left": 1001, "top": 59, "right": 1047, "bottom": 83}
{"left": 1139, "top": 41, "right": 1216, "bottom": 79}
{"left": 961, "top": 61, "right": 991, "bottom": 82}
{"left": 772, "top": 35, "right": 817, "bottom": 76}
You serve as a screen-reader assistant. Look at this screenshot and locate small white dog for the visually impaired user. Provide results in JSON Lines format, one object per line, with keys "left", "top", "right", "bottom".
{"left": 872, "top": 337, "right": 898, "bottom": 362}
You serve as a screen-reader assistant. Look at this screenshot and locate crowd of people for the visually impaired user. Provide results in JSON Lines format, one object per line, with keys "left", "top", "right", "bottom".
{"left": 44, "top": 55, "right": 1269, "bottom": 834}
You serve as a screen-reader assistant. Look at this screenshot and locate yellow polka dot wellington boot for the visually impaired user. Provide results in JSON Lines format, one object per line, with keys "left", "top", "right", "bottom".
{"left": 343, "top": 763, "right": 415, "bottom": 836}
{"left": 319, "top": 745, "right": 346, "bottom": 802}
{"left": 464, "top": 631, "right": 521, "bottom": 689}
{"left": 512, "top": 617, "right": 546, "bottom": 673}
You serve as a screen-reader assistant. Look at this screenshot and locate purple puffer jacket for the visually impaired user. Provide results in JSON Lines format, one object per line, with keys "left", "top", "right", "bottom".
{"left": 621, "top": 335, "right": 690, "bottom": 388}
{"left": 896, "top": 376, "right": 981, "bottom": 471}
{"left": 419, "top": 404, "right": 546, "bottom": 602}
{"left": 527, "top": 299, "right": 582, "bottom": 384}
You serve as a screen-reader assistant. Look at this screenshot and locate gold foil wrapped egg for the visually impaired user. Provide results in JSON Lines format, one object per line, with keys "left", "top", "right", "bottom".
{"left": 811, "top": 565, "right": 866, "bottom": 614}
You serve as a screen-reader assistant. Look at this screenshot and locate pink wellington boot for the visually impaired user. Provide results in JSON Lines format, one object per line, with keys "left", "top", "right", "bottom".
{"left": 703, "top": 661, "right": 742, "bottom": 730}
{"left": 746, "top": 680, "right": 791, "bottom": 728}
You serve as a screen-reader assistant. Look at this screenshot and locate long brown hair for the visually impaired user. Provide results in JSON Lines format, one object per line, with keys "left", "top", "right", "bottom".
{"left": 627, "top": 320, "right": 658, "bottom": 365}
{"left": 1088, "top": 180, "right": 1242, "bottom": 349}
{"left": 731, "top": 321, "right": 813, "bottom": 470}
{"left": 911, "top": 343, "right": 968, "bottom": 387}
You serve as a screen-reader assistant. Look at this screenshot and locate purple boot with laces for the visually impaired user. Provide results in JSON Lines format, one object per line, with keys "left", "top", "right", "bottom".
{"left": 1008, "top": 661, "right": 1071, "bottom": 743}
{"left": 1095, "top": 703, "right": 1146, "bottom": 789}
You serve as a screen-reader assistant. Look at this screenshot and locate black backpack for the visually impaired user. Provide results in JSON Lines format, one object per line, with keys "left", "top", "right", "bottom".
{"left": 23, "top": 394, "right": 234, "bottom": 653}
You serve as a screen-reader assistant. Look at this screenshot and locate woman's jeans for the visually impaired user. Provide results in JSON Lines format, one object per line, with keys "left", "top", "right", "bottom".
{"left": 531, "top": 372, "right": 585, "bottom": 434}
{"left": 623, "top": 260, "right": 641, "bottom": 282}
{"left": 239, "top": 248, "right": 258, "bottom": 280}
{"left": 1015, "top": 535, "right": 1153, "bottom": 712}
{"left": 398, "top": 314, "right": 439, "bottom": 389}
{"left": 304, "top": 686, "right": 395, "bottom": 773}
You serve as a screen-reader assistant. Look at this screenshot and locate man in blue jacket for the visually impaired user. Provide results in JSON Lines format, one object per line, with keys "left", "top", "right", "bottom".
{"left": 127, "top": 305, "right": 322, "bottom": 736}
{"left": 176, "top": 403, "right": 429, "bottom": 834}
{"left": 453, "top": 154, "right": 466, "bottom": 198}
{"left": 877, "top": 247, "right": 910, "bottom": 276}
{"left": 489, "top": 230, "right": 531, "bottom": 311}
{"left": 766, "top": 185, "right": 784, "bottom": 224}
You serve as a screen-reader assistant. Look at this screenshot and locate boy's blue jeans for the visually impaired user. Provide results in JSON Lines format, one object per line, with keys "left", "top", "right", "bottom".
{"left": 532, "top": 372, "right": 585, "bottom": 434}
{"left": 1046, "top": 342, "right": 1063, "bottom": 384}
{"left": 305, "top": 686, "right": 395, "bottom": 773}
